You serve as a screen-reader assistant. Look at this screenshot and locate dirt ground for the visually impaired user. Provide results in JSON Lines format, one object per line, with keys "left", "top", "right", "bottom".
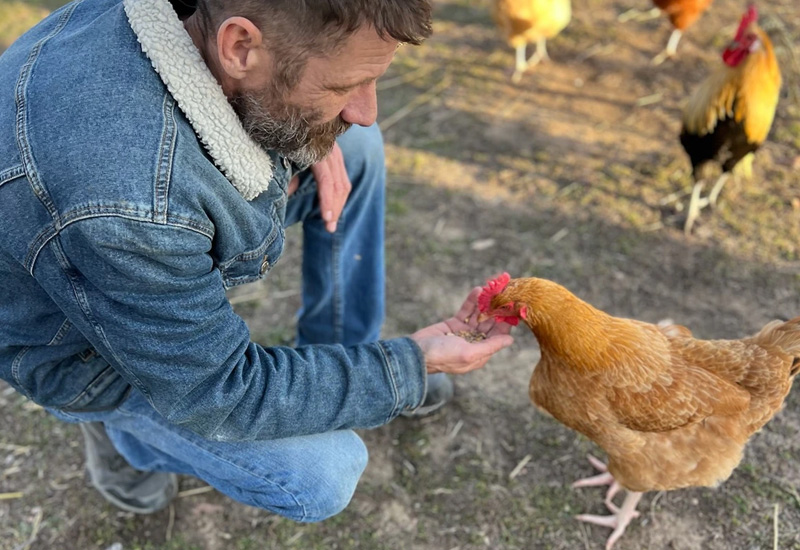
{"left": 2, "top": 0, "right": 800, "bottom": 549}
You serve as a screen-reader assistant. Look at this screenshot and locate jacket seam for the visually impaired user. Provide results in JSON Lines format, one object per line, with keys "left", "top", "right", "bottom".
{"left": 25, "top": 210, "right": 214, "bottom": 274}
{"left": 10, "top": 347, "right": 33, "bottom": 398}
{"left": 0, "top": 166, "right": 25, "bottom": 188}
{"left": 154, "top": 93, "right": 177, "bottom": 223}
{"left": 47, "top": 236, "right": 151, "bottom": 400}
{"left": 14, "top": 1, "right": 80, "bottom": 222}
{"left": 376, "top": 342, "right": 402, "bottom": 421}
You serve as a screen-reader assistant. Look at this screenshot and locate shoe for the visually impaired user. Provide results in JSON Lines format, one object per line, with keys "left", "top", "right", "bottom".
{"left": 401, "top": 373, "right": 454, "bottom": 418}
{"left": 79, "top": 422, "right": 178, "bottom": 514}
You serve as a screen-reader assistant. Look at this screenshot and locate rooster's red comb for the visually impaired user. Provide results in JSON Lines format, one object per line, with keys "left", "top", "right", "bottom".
{"left": 735, "top": 5, "right": 758, "bottom": 40}
{"left": 478, "top": 272, "right": 511, "bottom": 312}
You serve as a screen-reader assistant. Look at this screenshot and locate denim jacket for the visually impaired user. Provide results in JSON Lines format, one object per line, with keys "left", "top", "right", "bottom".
{"left": 0, "top": 0, "right": 425, "bottom": 440}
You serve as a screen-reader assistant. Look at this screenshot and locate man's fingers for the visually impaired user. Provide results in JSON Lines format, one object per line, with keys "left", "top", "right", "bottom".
{"left": 454, "top": 287, "right": 483, "bottom": 321}
{"left": 469, "top": 334, "right": 514, "bottom": 357}
{"left": 312, "top": 144, "right": 351, "bottom": 233}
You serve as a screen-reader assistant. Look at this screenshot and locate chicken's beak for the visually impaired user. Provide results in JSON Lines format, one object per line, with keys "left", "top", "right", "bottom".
{"left": 476, "top": 312, "right": 490, "bottom": 323}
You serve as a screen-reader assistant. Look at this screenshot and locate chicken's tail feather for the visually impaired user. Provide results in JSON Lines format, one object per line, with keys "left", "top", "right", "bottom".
{"left": 754, "top": 317, "right": 800, "bottom": 369}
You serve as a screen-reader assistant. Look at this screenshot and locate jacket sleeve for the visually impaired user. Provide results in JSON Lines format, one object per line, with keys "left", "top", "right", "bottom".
{"left": 35, "top": 215, "right": 426, "bottom": 441}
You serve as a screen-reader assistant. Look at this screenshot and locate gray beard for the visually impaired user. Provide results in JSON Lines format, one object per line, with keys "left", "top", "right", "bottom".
{"left": 230, "top": 92, "right": 351, "bottom": 168}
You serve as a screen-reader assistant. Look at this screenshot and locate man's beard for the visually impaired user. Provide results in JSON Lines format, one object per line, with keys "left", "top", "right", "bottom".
{"left": 230, "top": 89, "right": 351, "bottom": 168}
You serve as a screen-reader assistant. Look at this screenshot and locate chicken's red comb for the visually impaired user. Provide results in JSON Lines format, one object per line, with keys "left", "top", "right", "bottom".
{"left": 735, "top": 5, "right": 758, "bottom": 40}
{"left": 478, "top": 272, "right": 511, "bottom": 312}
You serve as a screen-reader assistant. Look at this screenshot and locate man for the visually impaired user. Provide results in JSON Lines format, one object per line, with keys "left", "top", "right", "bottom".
{"left": 0, "top": 0, "right": 513, "bottom": 521}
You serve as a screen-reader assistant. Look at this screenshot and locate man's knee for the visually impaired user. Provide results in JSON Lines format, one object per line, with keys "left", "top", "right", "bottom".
{"left": 257, "top": 431, "right": 369, "bottom": 522}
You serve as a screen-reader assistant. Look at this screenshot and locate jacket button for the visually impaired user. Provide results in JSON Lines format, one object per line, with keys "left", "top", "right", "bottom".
{"left": 259, "top": 255, "right": 270, "bottom": 275}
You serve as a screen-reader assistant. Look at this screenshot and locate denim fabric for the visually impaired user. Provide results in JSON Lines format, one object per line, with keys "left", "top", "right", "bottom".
{"left": 0, "top": 0, "right": 426, "bottom": 445}
{"left": 52, "top": 390, "right": 369, "bottom": 521}
{"left": 285, "top": 127, "right": 386, "bottom": 347}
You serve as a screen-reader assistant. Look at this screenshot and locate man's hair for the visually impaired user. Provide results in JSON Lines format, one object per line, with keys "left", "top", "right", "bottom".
{"left": 195, "top": 0, "right": 433, "bottom": 93}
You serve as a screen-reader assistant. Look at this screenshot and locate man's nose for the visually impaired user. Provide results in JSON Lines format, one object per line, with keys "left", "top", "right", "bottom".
{"left": 340, "top": 83, "right": 378, "bottom": 127}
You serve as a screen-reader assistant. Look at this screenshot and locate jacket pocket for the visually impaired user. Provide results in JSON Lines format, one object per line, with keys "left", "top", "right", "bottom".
{"left": 218, "top": 222, "right": 285, "bottom": 288}
{"left": 58, "top": 353, "right": 132, "bottom": 412}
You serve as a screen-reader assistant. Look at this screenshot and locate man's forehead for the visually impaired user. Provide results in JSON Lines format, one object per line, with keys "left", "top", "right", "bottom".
{"left": 309, "top": 27, "right": 399, "bottom": 84}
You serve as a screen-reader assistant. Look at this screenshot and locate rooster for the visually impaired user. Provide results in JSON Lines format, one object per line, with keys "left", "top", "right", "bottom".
{"left": 478, "top": 273, "right": 800, "bottom": 549}
{"left": 492, "top": 0, "right": 572, "bottom": 82}
{"left": 680, "top": 4, "right": 781, "bottom": 234}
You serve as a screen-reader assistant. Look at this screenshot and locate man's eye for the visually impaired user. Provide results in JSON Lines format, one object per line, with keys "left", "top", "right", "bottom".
{"left": 330, "top": 86, "right": 354, "bottom": 96}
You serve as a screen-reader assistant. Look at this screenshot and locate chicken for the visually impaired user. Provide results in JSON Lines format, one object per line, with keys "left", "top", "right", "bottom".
{"left": 650, "top": 0, "right": 713, "bottom": 64}
{"left": 492, "top": 0, "right": 572, "bottom": 82}
{"left": 680, "top": 5, "right": 781, "bottom": 234}
{"left": 478, "top": 273, "right": 800, "bottom": 549}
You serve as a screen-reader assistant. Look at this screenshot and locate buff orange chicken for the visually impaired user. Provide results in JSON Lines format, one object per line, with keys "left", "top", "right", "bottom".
{"left": 478, "top": 273, "right": 800, "bottom": 549}
{"left": 492, "top": 0, "right": 572, "bottom": 82}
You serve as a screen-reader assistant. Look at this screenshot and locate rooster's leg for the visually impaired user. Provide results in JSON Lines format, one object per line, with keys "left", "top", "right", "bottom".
{"left": 512, "top": 43, "right": 528, "bottom": 83}
{"left": 707, "top": 172, "right": 731, "bottom": 208}
{"left": 684, "top": 180, "right": 710, "bottom": 235}
{"left": 652, "top": 29, "right": 682, "bottom": 65}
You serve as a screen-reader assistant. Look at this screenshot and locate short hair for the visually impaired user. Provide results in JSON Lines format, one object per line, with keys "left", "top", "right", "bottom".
{"left": 195, "top": 0, "right": 433, "bottom": 92}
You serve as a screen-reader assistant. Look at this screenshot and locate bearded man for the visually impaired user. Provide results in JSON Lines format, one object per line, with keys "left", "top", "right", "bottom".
{"left": 0, "top": 0, "right": 514, "bottom": 520}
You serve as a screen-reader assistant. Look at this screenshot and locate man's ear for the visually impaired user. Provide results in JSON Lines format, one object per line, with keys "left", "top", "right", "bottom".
{"left": 216, "top": 16, "right": 267, "bottom": 81}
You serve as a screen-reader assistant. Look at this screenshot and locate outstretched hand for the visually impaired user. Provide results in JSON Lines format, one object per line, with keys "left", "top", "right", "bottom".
{"left": 411, "top": 287, "right": 515, "bottom": 374}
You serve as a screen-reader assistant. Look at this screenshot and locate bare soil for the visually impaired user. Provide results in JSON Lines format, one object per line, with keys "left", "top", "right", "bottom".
{"left": 2, "top": 0, "right": 800, "bottom": 549}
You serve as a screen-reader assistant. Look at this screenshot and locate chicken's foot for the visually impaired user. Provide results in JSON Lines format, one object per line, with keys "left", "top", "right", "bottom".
{"left": 576, "top": 491, "right": 643, "bottom": 550}
{"left": 528, "top": 38, "right": 549, "bottom": 65}
{"left": 512, "top": 38, "right": 548, "bottom": 83}
{"left": 617, "top": 6, "right": 660, "bottom": 23}
{"left": 684, "top": 172, "right": 731, "bottom": 233}
{"left": 572, "top": 455, "right": 643, "bottom": 550}
{"left": 652, "top": 29, "right": 682, "bottom": 65}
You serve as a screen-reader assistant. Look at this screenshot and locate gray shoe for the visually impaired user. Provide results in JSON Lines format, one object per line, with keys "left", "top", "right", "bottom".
{"left": 401, "top": 373, "right": 454, "bottom": 418}
{"left": 80, "top": 422, "right": 178, "bottom": 514}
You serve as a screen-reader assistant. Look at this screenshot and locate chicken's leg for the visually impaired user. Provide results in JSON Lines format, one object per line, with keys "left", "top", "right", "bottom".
{"left": 572, "top": 455, "right": 643, "bottom": 550}
{"left": 512, "top": 43, "right": 528, "bottom": 83}
{"left": 707, "top": 172, "right": 731, "bottom": 208}
{"left": 652, "top": 29, "right": 682, "bottom": 65}
{"left": 528, "top": 37, "right": 549, "bottom": 65}
{"left": 512, "top": 38, "right": 548, "bottom": 83}
{"left": 684, "top": 179, "right": 709, "bottom": 235}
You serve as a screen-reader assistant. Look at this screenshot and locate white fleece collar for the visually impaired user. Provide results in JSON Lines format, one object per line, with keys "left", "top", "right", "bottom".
{"left": 123, "top": 0, "right": 273, "bottom": 200}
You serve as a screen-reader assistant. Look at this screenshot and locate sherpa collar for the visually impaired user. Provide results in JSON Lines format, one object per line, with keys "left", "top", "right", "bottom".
{"left": 123, "top": 0, "right": 273, "bottom": 200}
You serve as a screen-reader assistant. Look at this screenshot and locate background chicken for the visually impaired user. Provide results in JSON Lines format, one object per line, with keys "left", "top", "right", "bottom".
{"left": 650, "top": 0, "right": 714, "bottom": 64}
{"left": 680, "top": 5, "right": 781, "bottom": 234}
{"left": 478, "top": 273, "right": 800, "bottom": 549}
{"left": 492, "top": 0, "right": 572, "bottom": 82}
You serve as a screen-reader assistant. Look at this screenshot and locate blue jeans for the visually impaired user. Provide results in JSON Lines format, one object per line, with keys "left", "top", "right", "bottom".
{"left": 55, "top": 123, "right": 386, "bottom": 520}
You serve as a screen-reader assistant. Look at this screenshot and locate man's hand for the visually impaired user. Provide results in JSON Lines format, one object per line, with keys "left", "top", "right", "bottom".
{"left": 411, "top": 287, "right": 515, "bottom": 375}
{"left": 312, "top": 143, "right": 352, "bottom": 233}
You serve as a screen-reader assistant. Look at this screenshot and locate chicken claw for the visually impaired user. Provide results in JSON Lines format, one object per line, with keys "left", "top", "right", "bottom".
{"left": 573, "top": 455, "right": 643, "bottom": 550}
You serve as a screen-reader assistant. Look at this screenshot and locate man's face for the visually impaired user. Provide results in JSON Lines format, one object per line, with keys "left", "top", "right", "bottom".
{"left": 231, "top": 26, "right": 399, "bottom": 167}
